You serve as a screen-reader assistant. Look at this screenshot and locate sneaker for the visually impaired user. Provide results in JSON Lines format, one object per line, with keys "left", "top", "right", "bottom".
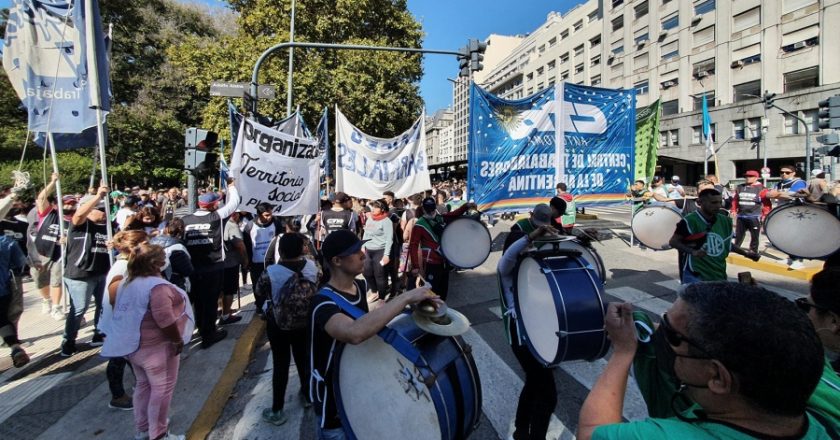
{"left": 90, "top": 333, "right": 105, "bottom": 347}
{"left": 41, "top": 299, "right": 51, "bottom": 314}
{"left": 200, "top": 329, "right": 228, "bottom": 349}
{"left": 11, "top": 347, "right": 29, "bottom": 368}
{"left": 108, "top": 394, "right": 133, "bottom": 410}
{"left": 261, "top": 408, "right": 288, "bottom": 426}
{"left": 789, "top": 259, "right": 805, "bottom": 270}
{"left": 218, "top": 314, "right": 243, "bottom": 325}
{"left": 60, "top": 341, "right": 76, "bottom": 357}
{"left": 50, "top": 307, "right": 65, "bottom": 321}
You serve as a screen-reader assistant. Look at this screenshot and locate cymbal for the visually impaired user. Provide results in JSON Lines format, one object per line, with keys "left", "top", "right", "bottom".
{"left": 413, "top": 307, "right": 471, "bottom": 336}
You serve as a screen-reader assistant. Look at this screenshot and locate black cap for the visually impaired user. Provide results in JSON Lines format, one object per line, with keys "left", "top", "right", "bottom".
{"left": 321, "top": 230, "right": 368, "bottom": 261}
{"left": 421, "top": 197, "right": 437, "bottom": 212}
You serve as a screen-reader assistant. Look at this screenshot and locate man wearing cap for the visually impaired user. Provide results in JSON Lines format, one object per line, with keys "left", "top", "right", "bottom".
{"left": 320, "top": 192, "right": 360, "bottom": 238}
{"left": 161, "top": 187, "right": 185, "bottom": 222}
{"left": 60, "top": 183, "right": 112, "bottom": 356}
{"left": 512, "top": 203, "right": 554, "bottom": 235}
{"left": 408, "top": 197, "right": 475, "bottom": 300}
{"left": 732, "top": 170, "right": 771, "bottom": 254}
{"left": 31, "top": 172, "right": 73, "bottom": 320}
{"left": 309, "top": 230, "right": 439, "bottom": 438}
{"left": 182, "top": 182, "right": 240, "bottom": 349}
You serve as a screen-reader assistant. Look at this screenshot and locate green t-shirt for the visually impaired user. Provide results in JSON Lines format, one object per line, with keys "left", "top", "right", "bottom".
{"left": 809, "top": 357, "right": 840, "bottom": 423}
{"left": 513, "top": 218, "right": 536, "bottom": 234}
{"left": 681, "top": 211, "right": 733, "bottom": 281}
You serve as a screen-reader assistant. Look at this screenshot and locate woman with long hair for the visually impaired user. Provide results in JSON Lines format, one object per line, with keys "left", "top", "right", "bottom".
{"left": 125, "top": 206, "right": 165, "bottom": 237}
{"left": 101, "top": 243, "right": 194, "bottom": 440}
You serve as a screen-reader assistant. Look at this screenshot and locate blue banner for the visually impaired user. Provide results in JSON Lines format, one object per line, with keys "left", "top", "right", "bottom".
{"left": 467, "top": 83, "right": 635, "bottom": 214}
{"left": 3, "top": 0, "right": 111, "bottom": 136}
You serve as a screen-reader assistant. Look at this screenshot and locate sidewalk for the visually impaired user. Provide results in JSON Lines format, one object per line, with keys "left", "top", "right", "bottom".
{"left": 0, "top": 280, "right": 263, "bottom": 440}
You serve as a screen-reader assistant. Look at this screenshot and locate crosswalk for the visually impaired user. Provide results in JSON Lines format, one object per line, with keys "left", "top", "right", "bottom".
{"left": 222, "top": 274, "right": 807, "bottom": 440}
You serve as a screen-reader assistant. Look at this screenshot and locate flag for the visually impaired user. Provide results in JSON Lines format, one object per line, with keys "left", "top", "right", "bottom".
{"left": 227, "top": 100, "right": 240, "bottom": 156}
{"left": 634, "top": 99, "right": 661, "bottom": 182}
{"left": 316, "top": 107, "right": 329, "bottom": 180}
{"left": 702, "top": 93, "right": 712, "bottom": 156}
{"left": 3, "top": 0, "right": 111, "bottom": 139}
{"left": 219, "top": 141, "right": 229, "bottom": 190}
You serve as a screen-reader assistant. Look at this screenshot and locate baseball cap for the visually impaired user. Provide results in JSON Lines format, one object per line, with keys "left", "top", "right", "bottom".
{"left": 198, "top": 193, "right": 220, "bottom": 208}
{"left": 321, "top": 229, "right": 369, "bottom": 261}
{"left": 79, "top": 194, "right": 105, "bottom": 210}
{"left": 532, "top": 203, "right": 552, "bottom": 226}
{"left": 671, "top": 175, "right": 681, "bottom": 182}
{"left": 109, "top": 190, "right": 126, "bottom": 198}
{"left": 744, "top": 170, "right": 760, "bottom": 177}
{"left": 421, "top": 197, "right": 437, "bottom": 212}
{"left": 62, "top": 195, "right": 78, "bottom": 205}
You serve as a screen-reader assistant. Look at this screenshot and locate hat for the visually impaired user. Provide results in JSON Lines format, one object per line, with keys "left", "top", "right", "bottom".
{"left": 333, "top": 192, "right": 351, "bottom": 203}
{"left": 671, "top": 175, "right": 681, "bottom": 182}
{"left": 532, "top": 203, "right": 552, "bottom": 226}
{"left": 321, "top": 229, "right": 369, "bottom": 261}
{"left": 652, "top": 175, "right": 663, "bottom": 183}
{"left": 61, "top": 195, "right": 78, "bottom": 205}
{"left": 744, "top": 170, "right": 760, "bottom": 177}
{"left": 109, "top": 190, "right": 126, "bottom": 199}
{"left": 812, "top": 169, "right": 825, "bottom": 177}
{"left": 198, "top": 193, "right": 220, "bottom": 208}
{"left": 79, "top": 195, "right": 105, "bottom": 210}
{"left": 421, "top": 197, "right": 437, "bottom": 212}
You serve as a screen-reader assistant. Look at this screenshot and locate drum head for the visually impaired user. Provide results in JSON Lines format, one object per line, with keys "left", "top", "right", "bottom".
{"left": 516, "top": 257, "right": 561, "bottom": 365}
{"left": 631, "top": 205, "right": 683, "bottom": 250}
{"left": 440, "top": 217, "right": 492, "bottom": 269}
{"left": 765, "top": 204, "right": 840, "bottom": 259}
{"left": 553, "top": 240, "right": 606, "bottom": 282}
{"left": 337, "top": 315, "right": 440, "bottom": 439}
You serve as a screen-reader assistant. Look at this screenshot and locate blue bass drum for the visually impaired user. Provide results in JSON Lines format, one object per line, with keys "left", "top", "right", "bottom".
{"left": 514, "top": 251, "right": 610, "bottom": 367}
{"left": 333, "top": 313, "right": 482, "bottom": 440}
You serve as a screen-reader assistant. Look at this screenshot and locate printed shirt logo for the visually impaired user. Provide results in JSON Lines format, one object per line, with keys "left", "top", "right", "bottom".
{"left": 705, "top": 232, "right": 726, "bottom": 257}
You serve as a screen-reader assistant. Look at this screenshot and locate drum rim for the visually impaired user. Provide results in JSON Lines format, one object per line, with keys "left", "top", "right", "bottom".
{"left": 631, "top": 205, "right": 682, "bottom": 250}
{"left": 764, "top": 203, "right": 840, "bottom": 259}
{"left": 440, "top": 216, "right": 492, "bottom": 269}
{"left": 552, "top": 239, "right": 607, "bottom": 284}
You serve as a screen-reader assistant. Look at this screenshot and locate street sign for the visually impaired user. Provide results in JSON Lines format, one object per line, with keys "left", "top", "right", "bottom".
{"left": 209, "top": 81, "right": 276, "bottom": 99}
{"left": 760, "top": 166, "right": 771, "bottom": 179}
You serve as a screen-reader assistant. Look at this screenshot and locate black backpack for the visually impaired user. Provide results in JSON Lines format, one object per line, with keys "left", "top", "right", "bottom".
{"left": 266, "top": 268, "right": 317, "bottom": 331}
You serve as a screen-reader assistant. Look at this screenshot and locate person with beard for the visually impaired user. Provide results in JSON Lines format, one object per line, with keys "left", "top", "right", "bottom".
{"left": 407, "top": 197, "right": 474, "bottom": 300}
{"left": 31, "top": 173, "right": 73, "bottom": 320}
{"left": 577, "top": 282, "right": 836, "bottom": 439}
{"left": 160, "top": 188, "right": 184, "bottom": 223}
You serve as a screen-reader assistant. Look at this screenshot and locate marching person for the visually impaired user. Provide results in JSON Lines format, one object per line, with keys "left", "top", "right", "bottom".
{"left": 498, "top": 224, "right": 559, "bottom": 440}
{"left": 0, "top": 228, "right": 27, "bottom": 368}
{"left": 732, "top": 170, "right": 771, "bottom": 255}
{"left": 220, "top": 211, "right": 246, "bottom": 325}
{"left": 149, "top": 218, "right": 193, "bottom": 292}
{"left": 362, "top": 199, "right": 394, "bottom": 303}
{"left": 555, "top": 183, "right": 576, "bottom": 233}
{"left": 309, "top": 229, "right": 439, "bottom": 439}
{"left": 61, "top": 185, "right": 112, "bottom": 357}
{"left": 244, "top": 202, "right": 284, "bottom": 314}
{"left": 32, "top": 172, "right": 71, "bottom": 320}
{"left": 320, "top": 192, "right": 360, "bottom": 238}
{"left": 668, "top": 189, "right": 757, "bottom": 284}
{"left": 257, "top": 233, "right": 317, "bottom": 426}
{"left": 511, "top": 203, "right": 553, "bottom": 235}
{"left": 407, "top": 197, "right": 474, "bottom": 301}
{"left": 182, "top": 182, "right": 239, "bottom": 349}
{"left": 576, "top": 282, "right": 836, "bottom": 439}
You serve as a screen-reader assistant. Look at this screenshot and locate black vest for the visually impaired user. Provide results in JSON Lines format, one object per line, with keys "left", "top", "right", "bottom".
{"left": 182, "top": 211, "right": 224, "bottom": 268}
{"left": 64, "top": 220, "right": 110, "bottom": 279}
{"left": 1, "top": 217, "right": 28, "bottom": 256}
{"left": 736, "top": 183, "right": 765, "bottom": 217}
{"left": 321, "top": 209, "right": 353, "bottom": 235}
{"left": 34, "top": 210, "right": 64, "bottom": 262}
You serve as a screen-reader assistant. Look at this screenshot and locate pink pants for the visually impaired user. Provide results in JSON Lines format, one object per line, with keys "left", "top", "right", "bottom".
{"left": 128, "top": 343, "right": 180, "bottom": 439}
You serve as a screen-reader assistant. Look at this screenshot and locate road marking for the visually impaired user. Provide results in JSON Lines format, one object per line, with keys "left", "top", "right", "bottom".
{"left": 605, "top": 286, "right": 671, "bottom": 316}
{"left": 0, "top": 372, "right": 71, "bottom": 424}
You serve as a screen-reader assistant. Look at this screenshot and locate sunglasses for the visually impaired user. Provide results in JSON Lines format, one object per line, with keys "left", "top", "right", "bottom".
{"left": 781, "top": 170, "right": 794, "bottom": 175}
{"left": 795, "top": 297, "right": 831, "bottom": 314}
{"left": 661, "top": 313, "right": 712, "bottom": 358}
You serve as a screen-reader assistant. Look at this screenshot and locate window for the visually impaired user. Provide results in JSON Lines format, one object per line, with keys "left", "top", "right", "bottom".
{"left": 670, "top": 130, "right": 679, "bottom": 146}
{"left": 732, "top": 43, "right": 761, "bottom": 66}
{"left": 733, "top": 7, "right": 760, "bottom": 32}
{"left": 783, "top": 0, "right": 817, "bottom": 14}
{"left": 588, "top": 10, "right": 600, "bottom": 23}
{"left": 611, "top": 63, "right": 624, "bottom": 78}
{"left": 733, "top": 119, "right": 746, "bottom": 139}
{"left": 634, "top": 53, "right": 649, "bottom": 69}
{"left": 537, "top": 67, "right": 544, "bottom": 75}
{"left": 548, "top": 76, "right": 556, "bottom": 86}
{"left": 575, "top": 45, "right": 584, "bottom": 57}
{"left": 561, "top": 71, "right": 569, "bottom": 80}
{"left": 561, "top": 29, "right": 569, "bottom": 39}
{"left": 692, "top": 126, "right": 702, "bottom": 144}
{"left": 694, "top": 25, "right": 714, "bottom": 46}
{"left": 611, "top": 40, "right": 624, "bottom": 55}
{"left": 733, "top": 80, "right": 761, "bottom": 102}
{"left": 660, "top": 129, "right": 679, "bottom": 147}
{"left": 662, "top": 99, "right": 679, "bottom": 116}
{"left": 590, "top": 35, "right": 602, "bottom": 48}
{"left": 634, "top": 80, "right": 649, "bottom": 95}
{"left": 784, "top": 114, "right": 800, "bottom": 135}
{"left": 693, "top": 58, "right": 715, "bottom": 77}
{"left": 635, "top": 1, "right": 649, "bottom": 19}
{"left": 782, "top": 25, "right": 819, "bottom": 52}
{"left": 661, "top": 78, "right": 678, "bottom": 89}
{"left": 547, "top": 60, "right": 556, "bottom": 70}
{"left": 539, "top": 45, "right": 546, "bottom": 54}
{"left": 613, "top": 0, "right": 624, "bottom": 7}
{"left": 635, "top": 31, "right": 650, "bottom": 46}
{"left": 574, "top": 20, "right": 583, "bottom": 32}
{"left": 661, "top": 40, "right": 679, "bottom": 61}
{"left": 692, "top": 92, "right": 715, "bottom": 110}
{"left": 560, "top": 53, "right": 569, "bottom": 63}
{"left": 694, "top": 0, "right": 715, "bottom": 15}
{"left": 526, "top": 72, "right": 534, "bottom": 81}
{"left": 591, "top": 74, "right": 602, "bottom": 86}
{"left": 746, "top": 118, "right": 761, "bottom": 139}
{"left": 575, "top": 63, "right": 584, "bottom": 74}
{"left": 784, "top": 67, "right": 819, "bottom": 92}
{"left": 613, "top": 16, "right": 624, "bottom": 32}
{"left": 591, "top": 55, "right": 601, "bottom": 67}
{"left": 548, "top": 37, "right": 557, "bottom": 48}
{"left": 660, "top": 132, "right": 667, "bottom": 147}
{"left": 803, "top": 109, "right": 819, "bottom": 132}
{"left": 662, "top": 14, "right": 679, "bottom": 31}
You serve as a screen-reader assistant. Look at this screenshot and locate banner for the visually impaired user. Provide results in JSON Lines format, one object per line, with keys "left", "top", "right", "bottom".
{"left": 334, "top": 107, "right": 431, "bottom": 199}
{"left": 3, "top": 0, "right": 111, "bottom": 136}
{"left": 467, "top": 83, "right": 636, "bottom": 213}
{"left": 316, "top": 107, "right": 329, "bottom": 181}
{"left": 634, "top": 99, "right": 661, "bottom": 182}
{"left": 227, "top": 102, "right": 311, "bottom": 157}
{"left": 229, "top": 118, "right": 320, "bottom": 215}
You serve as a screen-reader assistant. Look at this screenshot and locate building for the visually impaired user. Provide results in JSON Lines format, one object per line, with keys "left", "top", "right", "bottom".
{"left": 425, "top": 109, "right": 454, "bottom": 173}
{"left": 474, "top": 0, "right": 840, "bottom": 185}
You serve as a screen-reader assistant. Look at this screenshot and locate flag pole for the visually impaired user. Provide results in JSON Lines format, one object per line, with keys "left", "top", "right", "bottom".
{"left": 85, "top": 0, "right": 114, "bottom": 263}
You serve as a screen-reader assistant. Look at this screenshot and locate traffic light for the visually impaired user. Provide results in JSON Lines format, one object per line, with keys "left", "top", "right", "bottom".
{"left": 763, "top": 91, "right": 776, "bottom": 110}
{"left": 817, "top": 96, "right": 840, "bottom": 130}
{"left": 457, "top": 45, "right": 470, "bottom": 77}
{"left": 469, "top": 39, "right": 488, "bottom": 73}
{"left": 184, "top": 128, "right": 218, "bottom": 174}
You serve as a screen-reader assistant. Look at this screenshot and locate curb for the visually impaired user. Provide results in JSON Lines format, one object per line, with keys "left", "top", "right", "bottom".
{"left": 727, "top": 254, "right": 821, "bottom": 281}
{"left": 187, "top": 317, "right": 266, "bottom": 440}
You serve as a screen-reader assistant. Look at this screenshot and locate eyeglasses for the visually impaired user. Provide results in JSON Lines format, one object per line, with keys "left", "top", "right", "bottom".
{"left": 795, "top": 297, "right": 831, "bottom": 314}
{"left": 781, "top": 170, "right": 794, "bottom": 175}
{"left": 661, "top": 313, "right": 713, "bottom": 358}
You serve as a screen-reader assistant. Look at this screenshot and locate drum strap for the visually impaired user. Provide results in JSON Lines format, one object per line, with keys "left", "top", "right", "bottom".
{"left": 319, "top": 290, "right": 426, "bottom": 367}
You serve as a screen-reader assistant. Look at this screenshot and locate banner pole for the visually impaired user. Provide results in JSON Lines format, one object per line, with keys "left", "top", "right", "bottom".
{"left": 47, "top": 133, "right": 68, "bottom": 311}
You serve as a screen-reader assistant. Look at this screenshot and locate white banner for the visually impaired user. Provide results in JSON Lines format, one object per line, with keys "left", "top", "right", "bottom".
{"left": 230, "top": 118, "right": 320, "bottom": 215}
{"left": 335, "top": 107, "right": 431, "bottom": 199}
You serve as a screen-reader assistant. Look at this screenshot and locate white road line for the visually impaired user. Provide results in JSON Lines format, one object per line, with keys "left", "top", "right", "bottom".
{"left": 654, "top": 279, "right": 682, "bottom": 293}
{"left": 0, "top": 372, "right": 71, "bottom": 424}
{"left": 605, "top": 286, "right": 671, "bottom": 316}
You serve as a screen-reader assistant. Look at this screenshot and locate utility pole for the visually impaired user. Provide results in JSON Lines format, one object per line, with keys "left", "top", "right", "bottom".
{"left": 285, "top": 0, "right": 296, "bottom": 116}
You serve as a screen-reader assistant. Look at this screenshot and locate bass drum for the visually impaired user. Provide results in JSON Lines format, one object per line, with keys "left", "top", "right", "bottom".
{"left": 631, "top": 204, "right": 683, "bottom": 250}
{"left": 334, "top": 314, "right": 482, "bottom": 440}
{"left": 535, "top": 237, "right": 606, "bottom": 283}
{"left": 440, "top": 217, "right": 492, "bottom": 269}
{"left": 764, "top": 202, "right": 840, "bottom": 259}
{"left": 514, "top": 251, "right": 610, "bottom": 367}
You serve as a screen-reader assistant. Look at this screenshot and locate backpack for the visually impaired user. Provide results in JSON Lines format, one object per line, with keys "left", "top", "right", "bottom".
{"left": 268, "top": 268, "right": 317, "bottom": 330}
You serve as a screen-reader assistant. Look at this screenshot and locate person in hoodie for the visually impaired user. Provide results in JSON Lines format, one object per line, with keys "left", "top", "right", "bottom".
{"left": 256, "top": 232, "right": 318, "bottom": 425}
{"left": 149, "top": 218, "right": 193, "bottom": 292}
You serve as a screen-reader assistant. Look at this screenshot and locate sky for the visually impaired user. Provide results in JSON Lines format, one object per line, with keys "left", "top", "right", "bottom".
{"left": 0, "top": 0, "right": 580, "bottom": 112}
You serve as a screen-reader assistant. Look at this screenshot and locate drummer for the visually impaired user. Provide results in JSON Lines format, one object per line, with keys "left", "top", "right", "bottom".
{"left": 498, "top": 224, "right": 560, "bottom": 440}
{"left": 511, "top": 203, "right": 554, "bottom": 235}
{"left": 668, "top": 189, "right": 758, "bottom": 284}
{"left": 309, "top": 230, "right": 441, "bottom": 438}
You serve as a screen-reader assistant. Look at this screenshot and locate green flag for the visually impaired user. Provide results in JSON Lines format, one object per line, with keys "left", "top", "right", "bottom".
{"left": 634, "top": 100, "right": 661, "bottom": 182}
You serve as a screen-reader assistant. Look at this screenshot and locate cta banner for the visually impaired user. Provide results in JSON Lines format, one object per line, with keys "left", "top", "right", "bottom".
{"left": 230, "top": 118, "right": 320, "bottom": 215}
{"left": 467, "top": 83, "right": 636, "bottom": 213}
{"left": 334, "top": 107, "right": 431, "bottom": 199}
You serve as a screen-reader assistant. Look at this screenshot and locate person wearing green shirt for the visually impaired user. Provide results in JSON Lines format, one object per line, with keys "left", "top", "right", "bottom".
{"left": 577, "top": 282, "right": 836, "bottom": 440}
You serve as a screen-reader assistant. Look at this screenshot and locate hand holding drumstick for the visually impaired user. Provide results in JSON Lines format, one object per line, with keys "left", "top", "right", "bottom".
{"left": 528, "top": 224, "right": 558, "bottom": 242}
